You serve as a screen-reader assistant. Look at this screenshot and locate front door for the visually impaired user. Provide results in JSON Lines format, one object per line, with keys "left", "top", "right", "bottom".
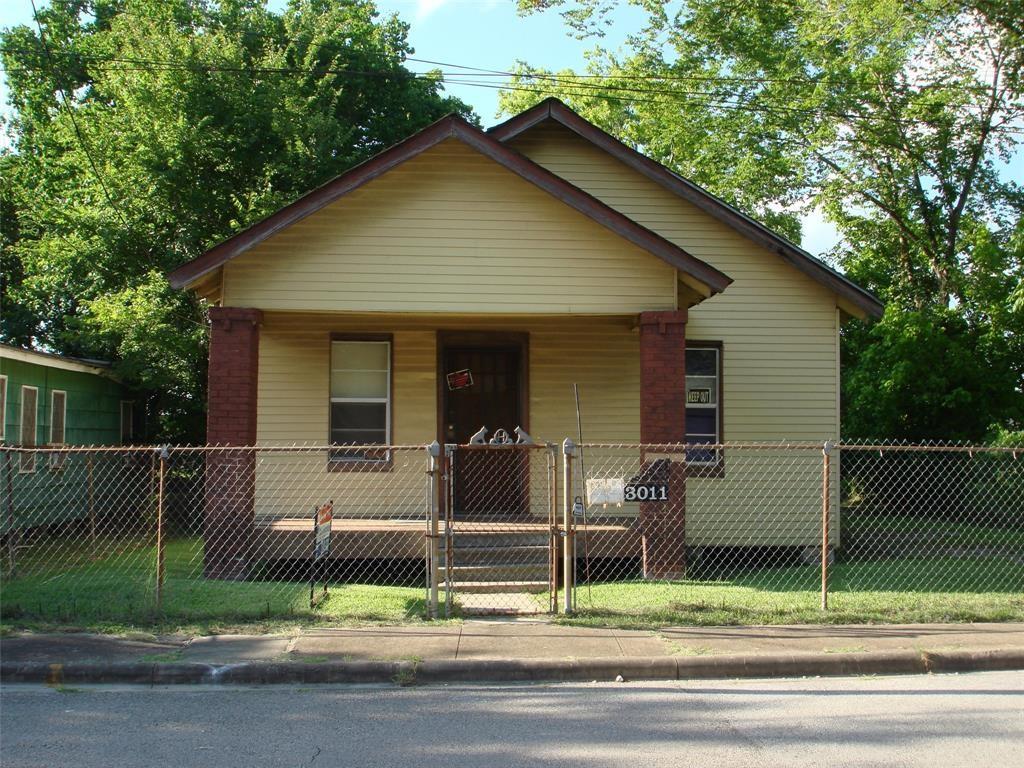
{"left": 443, "top": 344, "right": 528, "bottom": 516}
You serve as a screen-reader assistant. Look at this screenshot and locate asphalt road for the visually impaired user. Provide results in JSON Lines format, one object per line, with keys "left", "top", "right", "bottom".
{"left": 2, "top": 672, "right": 1022, "bottom": 767}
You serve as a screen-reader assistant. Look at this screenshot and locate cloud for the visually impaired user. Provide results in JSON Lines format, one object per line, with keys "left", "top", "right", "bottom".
{"left": 415, "top": 0, "right": 452, "bottom": 20}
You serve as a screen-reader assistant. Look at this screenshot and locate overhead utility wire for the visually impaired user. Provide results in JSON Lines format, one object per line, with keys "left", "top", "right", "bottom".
{"left": 2, "top": 49, "right": 987, "bottom": 128}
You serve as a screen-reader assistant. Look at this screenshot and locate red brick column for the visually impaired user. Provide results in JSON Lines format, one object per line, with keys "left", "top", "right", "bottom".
{"left": 639, "top": 310, "right": 687, "bottom": 580}
{"left": 204, "top": 306, "right": 262, "bottom": 580}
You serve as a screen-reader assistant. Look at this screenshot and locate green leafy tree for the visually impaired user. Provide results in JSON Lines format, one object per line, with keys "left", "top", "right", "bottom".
{"left": 513, "top": 0, "right": 1024, "bottom": 440}
{"left": 1, "top": 0, "right": 473, "bottom": 441}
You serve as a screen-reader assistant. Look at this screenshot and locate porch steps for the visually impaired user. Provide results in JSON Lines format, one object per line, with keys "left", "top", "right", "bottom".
{"left": 448, "top": 580, "right": 550, "bottom": 594}
{"left": 443, "top": 527, "right": 551, "bottom": 600}
{"left": 444, "top": 544, "right": 548, "bottom": 565}
{"left": 440, "top": 563, "right": 547, "bottom": 581}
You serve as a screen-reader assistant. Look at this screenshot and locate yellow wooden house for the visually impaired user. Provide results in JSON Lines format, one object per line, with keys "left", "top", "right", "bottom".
{"left": 169, "top": 99, "right": 880, "bottom": 583}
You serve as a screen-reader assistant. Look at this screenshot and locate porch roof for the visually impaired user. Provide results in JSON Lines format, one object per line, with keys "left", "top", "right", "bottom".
{"left": 167, "top": 114, "right": 732, "bottom": 300}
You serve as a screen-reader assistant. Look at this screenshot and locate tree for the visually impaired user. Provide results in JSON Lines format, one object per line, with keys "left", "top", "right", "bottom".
{"left": 1, "top": 0, "right": 473, "bottom": 441}
{"left": 512, "top": 0, "right": 1023, "bottom": 439}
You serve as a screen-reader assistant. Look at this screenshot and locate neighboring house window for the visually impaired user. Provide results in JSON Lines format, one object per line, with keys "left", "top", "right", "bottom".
{"left": 120, "top": 401, "right": 134, "bottom": 444}
{"left": 685, "top": 344, "right": 722, "bottom": 466}
{"left": 50, "top": 390, "right": 67, "bottom": 470}
{"left": 329, "top": 339, "right": 391, "bottom": 463}
{"left": 19, "top": 385, "right": 38, "bottom": 473}
{"left": 0, "top": 375, "right": 6, "bottom": 442}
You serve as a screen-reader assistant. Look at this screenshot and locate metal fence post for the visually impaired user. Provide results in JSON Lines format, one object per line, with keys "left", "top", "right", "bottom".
{"left": 86, "top": 453, "right": 96, "bottom": 543}
{"left": 156, "top": 446, "right": 169, "bottom": 610}
{"left": 821, "top": 440, "right": 833, "bottom": 611}
{"left": 427, "top": 440, "right": 442, "bottom": 619}
{"left": 4, "top": 449, "right": 16, "bottom": 578}
{"left": 562, "top": 438, "right": 575, "bottom": 614}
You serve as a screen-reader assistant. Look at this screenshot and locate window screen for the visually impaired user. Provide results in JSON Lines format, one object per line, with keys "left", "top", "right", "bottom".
{"left": 685, "top": 346, "right": 720, "bottom": 465}
{"left": 330, "top": 340, "right": 390, "bottom": 462}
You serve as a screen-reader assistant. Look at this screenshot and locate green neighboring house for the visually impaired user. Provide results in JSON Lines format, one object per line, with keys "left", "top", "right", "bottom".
{"left": 1, "top": 344, "right": 139, "bottom": 534}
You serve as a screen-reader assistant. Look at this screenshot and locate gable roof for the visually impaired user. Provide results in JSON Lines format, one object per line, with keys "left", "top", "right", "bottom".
{"left": 168, "top": 114, "right": 732, "bottom": 296}
{"left": 489, "top": 98, "right": 883, "bottom": 319}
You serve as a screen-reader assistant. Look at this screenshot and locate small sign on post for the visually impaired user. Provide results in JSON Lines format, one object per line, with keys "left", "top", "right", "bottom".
{"left": 310, "top": 501, "right": 333, "bottom": 609}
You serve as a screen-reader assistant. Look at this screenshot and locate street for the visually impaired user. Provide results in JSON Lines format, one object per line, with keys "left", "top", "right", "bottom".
{"left": 2, "top": 672, "right": 1022, "bottom": 767}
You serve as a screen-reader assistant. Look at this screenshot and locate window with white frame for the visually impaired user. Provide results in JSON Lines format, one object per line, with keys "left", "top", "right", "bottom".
{"left": 685, "top": 345, "right": 721, "bottom": 465}
{"left": 20, "top": 385, "right": 38, "bottom": 473}
{"left": 49, "top": 389, "right": 67, "bottom": 470}
{"left": 329, "top": 339, "right": 391, "bottom": 462}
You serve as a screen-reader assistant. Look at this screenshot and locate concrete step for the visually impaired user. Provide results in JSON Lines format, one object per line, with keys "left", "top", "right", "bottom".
{"left": 441, "top": 563, "right": 548, "bottom": 580}
{"left": 454, "top": 580, "right": 549, "bottom": 594}
{"left": 451, "top": 532, "right": 550, "bottom": 548}
{"left": 441, "top": 544, "right": 549, "bottom": 565}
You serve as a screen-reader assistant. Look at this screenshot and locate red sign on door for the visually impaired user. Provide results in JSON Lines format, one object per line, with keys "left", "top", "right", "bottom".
{"left": 446, "top": 369, "right": 474, "bottom": 391}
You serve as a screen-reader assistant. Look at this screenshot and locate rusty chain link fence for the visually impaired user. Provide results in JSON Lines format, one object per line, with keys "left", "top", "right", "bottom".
{"left": 1, "top": 440, "right": 1021, "bottom": 627}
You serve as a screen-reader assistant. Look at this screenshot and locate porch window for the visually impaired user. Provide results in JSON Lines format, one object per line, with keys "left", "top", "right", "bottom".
{"left": 329, "top": 339, "right": 391, "bottom": 463}
{"left": 685, "top": 344, "right": 721, "bottom": 466}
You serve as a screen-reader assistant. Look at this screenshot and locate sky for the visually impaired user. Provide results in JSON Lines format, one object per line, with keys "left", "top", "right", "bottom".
{"left": 3, "top": 0, "right": 1021, "bottom": 256}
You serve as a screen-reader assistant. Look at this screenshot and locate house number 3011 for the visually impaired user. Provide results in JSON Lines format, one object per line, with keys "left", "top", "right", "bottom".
{"left": 623, "top": 483, "right": 669, "bottom": 502}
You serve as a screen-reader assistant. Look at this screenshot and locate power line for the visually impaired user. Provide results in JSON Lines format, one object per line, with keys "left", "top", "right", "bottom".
{"left": 4, "top": 49, "right": 1005, "bottom": 129}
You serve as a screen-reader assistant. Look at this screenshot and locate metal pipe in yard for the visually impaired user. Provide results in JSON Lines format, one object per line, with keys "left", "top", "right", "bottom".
{"left": 156, "top": 447, "right": 168, "bottom": 610}
{"left": 4, "top": 450, "right": 16, "bottom": 578}
{"left": 821, "top": 441, "right": 833, "bottom": 612}
{"left": 87, "top": 454, "right": 96, "bottom": 542}
{"left": 562, "top": 438, "right": 575, "bottom": 615}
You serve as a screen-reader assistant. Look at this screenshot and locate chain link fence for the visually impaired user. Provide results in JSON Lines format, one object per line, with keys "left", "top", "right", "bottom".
{"left": 1, "top": 445, "right": 433, "bottom": 625}
{"left": 568, "top": 440, "right": 1023, "bottom": 624}
{"left": 1, "top": 440, "right": 1021, "bottom": 626}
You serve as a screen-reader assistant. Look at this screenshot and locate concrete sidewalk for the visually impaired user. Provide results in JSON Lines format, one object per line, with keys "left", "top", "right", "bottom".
{"left": 3, "top": 621, "right": 1024, "bottom": 684}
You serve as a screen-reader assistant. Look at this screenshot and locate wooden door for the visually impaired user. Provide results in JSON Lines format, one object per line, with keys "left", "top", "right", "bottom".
{"left": 443, "top": 345, "right": 528, "bottom": 516}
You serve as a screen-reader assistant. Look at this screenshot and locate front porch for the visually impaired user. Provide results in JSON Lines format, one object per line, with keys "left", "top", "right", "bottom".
{"left": 202, "top": 309, "right": 696, "bottom": 591}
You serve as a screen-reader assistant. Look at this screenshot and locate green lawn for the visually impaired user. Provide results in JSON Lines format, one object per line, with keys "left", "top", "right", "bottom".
{"left": 2, "top": 536, "right": 1021, "bottom": 635}
{"left": 559, "top": 557, "right": 1024, "bottom": 629}
{"left": 841, "top": 511, "right": 1024, "bottom": 549}
{"left": 1, "top": 537, "right": 432, "bottom": 634}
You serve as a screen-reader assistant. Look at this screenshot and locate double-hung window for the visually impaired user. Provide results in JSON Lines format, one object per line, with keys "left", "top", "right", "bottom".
{"left": 49, "top": 390, "right": 67, "bottom": 470}
{"left": 120, "top": 401, "right": 134, "bottom": 444}
{"left": 685, "top": 344, "right": 722, "bottom": 467}
{"left": 19, "top": 385, "right": 38, "bottom": 473}
{"left": 329, "top": 339, "right": 391, "bottom": 464}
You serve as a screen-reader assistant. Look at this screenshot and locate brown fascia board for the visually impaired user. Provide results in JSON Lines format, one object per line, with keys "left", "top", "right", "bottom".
{"left": 490, "top": 98, "right": 883, "bottom": 319}
{"left": 168, "top": 113, "right": 731, "bottom": 295}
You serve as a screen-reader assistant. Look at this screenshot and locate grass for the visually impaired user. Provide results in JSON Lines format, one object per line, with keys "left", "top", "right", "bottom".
{"left": 841, "top": 512, "right": 1024, "bottom": 549}
{"left": 2, "top": 536, "right": 1021, "bottom": 635}
{"left": 556, "top": 557, "right": 1024, "bottom": 630}
{"left": 1, "top": 537, "right": 440, "bottom": 635}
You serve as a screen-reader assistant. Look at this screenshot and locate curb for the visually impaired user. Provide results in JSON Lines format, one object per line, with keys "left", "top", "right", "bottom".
{"left": 4, "top": 649, "right": 1023, "bottom": 686}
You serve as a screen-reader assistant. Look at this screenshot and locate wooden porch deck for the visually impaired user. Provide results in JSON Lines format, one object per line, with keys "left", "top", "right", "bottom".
{"left": 253, "top": 518, "right": 640, "bottom": 560}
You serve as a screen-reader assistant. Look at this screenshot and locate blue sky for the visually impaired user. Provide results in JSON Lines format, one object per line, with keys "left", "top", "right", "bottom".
{"left": 3, "top": 0, "right": 1021, "bottom": 256}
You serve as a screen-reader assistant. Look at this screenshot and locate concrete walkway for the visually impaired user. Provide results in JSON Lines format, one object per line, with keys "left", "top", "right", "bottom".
{"left": 2, "top": 626, "right": 1024, "bottom": 684}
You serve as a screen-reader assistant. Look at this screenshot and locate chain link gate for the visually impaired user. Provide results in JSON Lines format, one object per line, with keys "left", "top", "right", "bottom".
{"left": 429, "top": 441, "right": 559, "bottom": 616}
